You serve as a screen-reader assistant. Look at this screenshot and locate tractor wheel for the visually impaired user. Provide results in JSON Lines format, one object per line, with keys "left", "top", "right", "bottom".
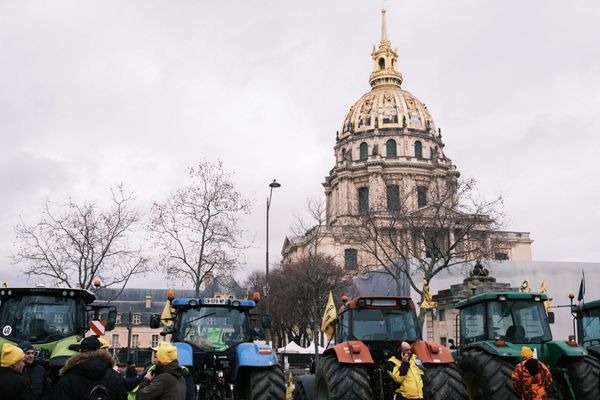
{"left": 293, "top": 381, "right": 309, "bottom": 400}
{"left": 566, "top": 355, "right": 600, "bottom": 400}
{"left": 424, "top": 363, "right": 468, "bottom": 400}
{"left": 459, "top": 349, "right": 519, "bottom": 400}
{"left": 246, "top": 365, "right": 286, "bottom": 400}
{"left": 315, "top": 355, "right": 372, "bottom": 400}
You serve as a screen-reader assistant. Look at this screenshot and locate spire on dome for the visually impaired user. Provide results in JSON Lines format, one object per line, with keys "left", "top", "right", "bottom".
{"left": 369, "top": 8, "right": 402, "bottom": 89}
{"left": 380, "top": 9, "right": 390, "bottom": 46}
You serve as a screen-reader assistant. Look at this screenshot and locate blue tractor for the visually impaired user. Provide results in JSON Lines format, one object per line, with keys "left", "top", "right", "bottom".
{"left": 150, "top": 294, "right": 285, "bottom": 400}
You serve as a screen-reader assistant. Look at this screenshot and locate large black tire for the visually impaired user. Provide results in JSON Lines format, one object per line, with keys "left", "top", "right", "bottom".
{"left": 247, "top": 365, "right": 286, "bottom": 400}
{"left": 459, "top": 349, "right": 519, "bottom": 400}
{"left": 566, "top": 356, "right": 600, "bottom": 400}
{"left": 424, "top": 363, "right": 468, "bottom": 400}
{"left": 315, "top": 355, "right": 372, "bottom": 400}
{"left": 293, "top": 381, "right": 309, "bottom": 400}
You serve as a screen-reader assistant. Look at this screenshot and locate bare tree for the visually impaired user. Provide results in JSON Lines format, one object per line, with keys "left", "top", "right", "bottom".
{"left": 150, "top": 160, "right": 251, "bottom": 296}
{"left": 291, "top": 197, "right": 328, "bottom": 257}
{"left": 355, "top": 177, "right": 504, "bottom": 328}
{"left": 270, "top": 255, "right": 354, "bottom": 350}
{"left": 13, "top": 185, "right": 149, "bottom": 293}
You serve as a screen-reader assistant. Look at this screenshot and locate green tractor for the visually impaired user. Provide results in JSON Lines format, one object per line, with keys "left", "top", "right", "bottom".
{"left": 0, "top": 286, "right": 116, "bottom": 380}
{"left": 455, "top": 292, "right": 600, "bottom": 400}
{"left": 575, "top": 299, "right": 600, "bottom": 360}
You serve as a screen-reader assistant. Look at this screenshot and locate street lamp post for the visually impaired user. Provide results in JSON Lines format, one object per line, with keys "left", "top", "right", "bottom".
{"left": 265, "top": 179, "right": 281, "bottom": 346}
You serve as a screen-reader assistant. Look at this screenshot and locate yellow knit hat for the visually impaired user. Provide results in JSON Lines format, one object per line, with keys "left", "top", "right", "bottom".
{"left": 156, "top": 344, "right": 178, "bottom": 365}
{"left": 521, "top": 346, "right": 534, "bottom": 359}
{"left": 98, "top": 337, "right": 109, "bottom": 349}
{"left": 1, "top": 343, "right": 25, "bottom": 367}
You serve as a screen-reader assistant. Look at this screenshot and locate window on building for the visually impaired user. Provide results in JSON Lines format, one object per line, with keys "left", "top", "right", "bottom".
{"left": 386, "top": 139, "right": 397, "bottom": 158}
{"left": 116, "top": 314, "right": 122, "bottom": 325}
{"left": 111, "top": 334, "right": 119, "bottom": 348}
{"left": 344, "top": 249, "right": 358, "bottom": 271}
{"left": 341, "top": 148, "right": 346, "bottom": 161}
{"left": 417, "top": 186, "right": 427, "bottom": 208}
{"left": 358, "top": 187, "right": 369, "bottom": 214}
{"left": 53, "top": 314, "right": 64, "bottom": 323}
{"left": 378, "top": 57, "right": 385, "bottom": 69}
{"left": 439, "top": 309, "right": 446, "bottom": 321}
{"left": 132, "top": 314, "right": 141, "bottom": 325}
{"left": 495, "top": 252, "right": 509, "bottom": 260}
{"left": 132, "top": 334, "right": 139, "bottom": 348}
{"left": 387, "top": 185, "right": 400, "bottom": 211}
{"left": 359, "top": 142, "right": 368, "bottom": 161}
{"left": 151, "top": 335, "right": 160, "bottom": 348}
{"left": 414, "top": 141, "right": 423, "bottom": 159}
{"left": 440, "top": 336, "right": 447, "bottom": 346}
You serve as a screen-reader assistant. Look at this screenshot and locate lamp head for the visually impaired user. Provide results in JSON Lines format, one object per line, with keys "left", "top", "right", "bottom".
{"left": 269, "top": 179, "right": 281, "bottom": 189}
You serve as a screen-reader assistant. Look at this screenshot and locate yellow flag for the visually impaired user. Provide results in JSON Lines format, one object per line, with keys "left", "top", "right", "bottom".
{"left": 161, "top": 301, "right": 174, "bottom": 328}
{"left": 285, "top": 371, "right": 293, "bottom": 400}
{"left": 321, "top": 291, "right": 337, "bottom": 340}
{"left": 420, "top": 280, "right": 437, "bottom": 309}
{"left": 539, "top": 280, "right": 553, "bottom": 312}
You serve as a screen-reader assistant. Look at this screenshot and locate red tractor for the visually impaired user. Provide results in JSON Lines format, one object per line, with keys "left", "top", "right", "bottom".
{"left": 294, "top": 296, "right": 467, "bottom": 400}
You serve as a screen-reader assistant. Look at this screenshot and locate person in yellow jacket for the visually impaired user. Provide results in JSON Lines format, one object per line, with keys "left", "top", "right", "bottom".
{"left": 386, "top": 341, "right": 424, "bottom": 400}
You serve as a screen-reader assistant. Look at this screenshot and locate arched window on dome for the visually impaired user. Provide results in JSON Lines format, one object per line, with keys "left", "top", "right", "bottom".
{"left": 414, "top": 141, "right": 423, "bottom": 159}
{"left": 359, "top": 142, "right": 368, "bottom": 161}
{"left": 386, "top": 139, "right": 397, "bottom": 158}
{"left": 387, "top": 185, "right": 400, "bottom": 211}
{"left": 341, "top": 148, "right": 346, "bottom": 162}
{"left": 378, "top": 57, "right": 385, "bottom": 70}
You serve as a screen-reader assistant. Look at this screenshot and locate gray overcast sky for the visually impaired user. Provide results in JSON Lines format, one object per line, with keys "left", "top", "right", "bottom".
{"left": 1, "top": 1, "right": 599, "bottom": 288}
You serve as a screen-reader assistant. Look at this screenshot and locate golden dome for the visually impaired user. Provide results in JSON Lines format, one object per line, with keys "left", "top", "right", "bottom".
{"left": 339, "top": 10, "right": 437, "bottom": 140}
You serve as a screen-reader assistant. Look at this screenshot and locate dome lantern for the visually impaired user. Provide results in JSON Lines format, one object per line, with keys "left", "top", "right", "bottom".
{"left": 369, "top": 9, "right": 403, "bottom": 90}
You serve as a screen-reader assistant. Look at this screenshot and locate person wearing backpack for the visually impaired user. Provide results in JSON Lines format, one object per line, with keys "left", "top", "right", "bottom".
{"left": 51, "top": 336, "right": 127, "bottom": 400}
{"left": 136, "top": 343, "right": 186, "bottom": 400}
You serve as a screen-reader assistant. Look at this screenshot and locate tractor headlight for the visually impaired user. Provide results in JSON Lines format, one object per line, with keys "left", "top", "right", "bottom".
{"left": 232, "top": 301, "right": 240, "bottom": 307}
{"left": 188, "top": 300, "right": 198, "bottom": 307}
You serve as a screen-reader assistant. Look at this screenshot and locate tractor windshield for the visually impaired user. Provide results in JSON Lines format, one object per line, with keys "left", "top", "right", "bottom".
{"left": 581, "top": 307, "right": 600, "bottom": 347}
{"left": 178, "top": 306, "right": 251, "bottom": 352}
{"left": 346, "top": 309, "right": 419, "bottom": 341}
{"left": 461, "top": 300, "right": 552, "bottom": 344}
{"left": 0, "top": 295, "right": 81, "bottom": 343}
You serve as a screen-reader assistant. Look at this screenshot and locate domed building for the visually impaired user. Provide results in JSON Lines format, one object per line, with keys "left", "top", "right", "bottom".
{"left": 282, "top": 10, "right": 532, "bottom": 273}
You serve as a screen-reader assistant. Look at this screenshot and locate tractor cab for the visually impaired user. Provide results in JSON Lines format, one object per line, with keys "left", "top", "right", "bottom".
{"left": 171, "top": 297, "right": 254, "bottom": 352}
{"left": 0, "top": 286, "right": 116, "bottom": 374}
{"left": 576, "top": 299, "right": 600, "bottom": 358}
{"left": 335, "top": 296, "right": 420, "bottom": 362}
{"left": 458, "top": 292, "right": 553, "bottom": 348}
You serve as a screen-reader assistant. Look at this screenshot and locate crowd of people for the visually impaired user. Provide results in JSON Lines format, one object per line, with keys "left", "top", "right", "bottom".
{"left": 0, "top": 336, "right": 193, "bottom": 400}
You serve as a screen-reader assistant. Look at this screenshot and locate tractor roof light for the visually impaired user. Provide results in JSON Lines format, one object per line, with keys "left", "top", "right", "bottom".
{"left": 252, "top": 292, "right": 261, "bottom": 302}
{"left": 497, "top": 295, "right": 507, "bottom": 301}
{"left": 69, "top": 291, "right": 74, "bottom": 296}
{"left": 358, "top": 299, "right": 365, "bottom": 307}
{"left": 533, "top": 295, "right": 541, "bottom": 302}
{"left": 567, "top": 335, "right": 578, "bottom": 347}
{"left": 341, "top": 295, "right": 348, "bottom": 303}
{"left": 232, "top": 300, "right": 241, "bottom": 307}
{"left": 62, "top": 290, "right": 68, "bottom": 296}
{"left": 0, "top": 290, "right": 4, "bottom": 296}
{"left": 188, "top": 299, "right": 198, "bottom": 307}
{"left": 495, "top": 340, "right": 506, "bottom": 347}
{"left": 167, "top": 289, "right": 175, "bottom": 301}
{"left": 258, "top": 348, "right": 272, "bottom": 355}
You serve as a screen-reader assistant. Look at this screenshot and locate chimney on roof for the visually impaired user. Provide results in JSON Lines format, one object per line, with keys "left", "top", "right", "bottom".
{"left": 145, "top": 294, "right": 152, "bottom": 309}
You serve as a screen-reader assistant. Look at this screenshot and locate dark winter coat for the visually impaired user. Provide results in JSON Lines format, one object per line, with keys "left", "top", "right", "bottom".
{"left": 137, "top": 360, "right": 186, "bottom": 400}
{"left": 51, "top": 350, "right": 127, "bottom": 400}
{"left": 0, "top": 366, "right": 36, "bottom": 400}
{"left": 24, "top": 361, "right": 47, "bottom": 399}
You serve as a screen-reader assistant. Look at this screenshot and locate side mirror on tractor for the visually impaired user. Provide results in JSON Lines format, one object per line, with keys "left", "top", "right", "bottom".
{"left": 106, "top": 309, "right": 117, "bottom": 331}
{"left": 547, "top": 311, "right": 555, "bottom": 324}
{"left": 149, "top": 314, "right": 161, "bottom": 329}
{"left": 260, "top": 314, "right": 272, "bottom": 330}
